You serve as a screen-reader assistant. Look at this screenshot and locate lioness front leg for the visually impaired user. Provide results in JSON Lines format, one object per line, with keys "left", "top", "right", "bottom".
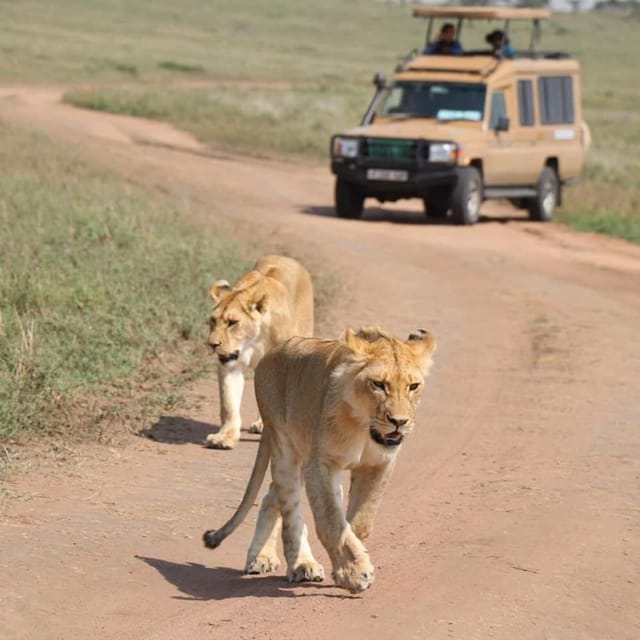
{"left": 271, "top": 447, "right": 324, "bottom": 583}
{"left": 206, "top": 367, "right": 244, "bottom": 449}
{"left": 305, "top": 462, "right": 375, "bottom": 593}
{"left": 347, "top": 464, "right": 394, "bottom": 541}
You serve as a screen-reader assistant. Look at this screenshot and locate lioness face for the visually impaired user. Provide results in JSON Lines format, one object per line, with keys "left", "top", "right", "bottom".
{"left": 208, "top": 281, "right": 265, "bottom": 366}
{"left": 345, "top": 328, "right": 436, "bottom": 447}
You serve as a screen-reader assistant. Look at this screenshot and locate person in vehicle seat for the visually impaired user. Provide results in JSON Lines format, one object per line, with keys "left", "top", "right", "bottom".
{"left": 423, "top": 23, "right": 464, "bottom": 55}
{"left": 485, "top": 29, "right": 516, "bottom": 59}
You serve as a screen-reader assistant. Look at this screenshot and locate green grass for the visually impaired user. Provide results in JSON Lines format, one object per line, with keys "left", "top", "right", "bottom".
{"left": 0, "top": 1, "right": 638, "bottom": 242}
{"left": 0, "top": 122, "right": 252, "bottom": 444}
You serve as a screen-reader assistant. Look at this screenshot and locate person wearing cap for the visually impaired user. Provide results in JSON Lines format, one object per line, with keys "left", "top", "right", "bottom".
{"left": 485, "top": 29, "right": 516, "bottom": 59}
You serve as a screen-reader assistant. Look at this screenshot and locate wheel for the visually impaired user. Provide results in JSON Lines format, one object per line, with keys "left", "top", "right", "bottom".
{"left": 450, "top": 167, "right": 482, "bottom": 225}
{"left": 335, "top": 178, "right": 364, "bottom": 219}
{"left": 527, "top": 166, "right": 558, "bottom": 221}
{"left": 423, "top": 188, "right": 450, "bottom": 219}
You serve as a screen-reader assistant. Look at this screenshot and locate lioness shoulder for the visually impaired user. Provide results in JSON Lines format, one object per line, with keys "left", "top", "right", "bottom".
{"left": 205, "top": 255, "right": 313, "bottom": 449}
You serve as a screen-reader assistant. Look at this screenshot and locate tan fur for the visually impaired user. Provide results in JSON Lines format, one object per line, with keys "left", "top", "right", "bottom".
{"left": 205, "top": 255, "right": 314, "bottom": 449}
{"left": 203, "top": 327, "right": 436, "bottom": 593}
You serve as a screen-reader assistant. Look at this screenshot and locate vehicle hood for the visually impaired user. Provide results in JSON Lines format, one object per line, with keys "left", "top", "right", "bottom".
{"left": 340, "top": 119, "right": 486, "bottom": 143}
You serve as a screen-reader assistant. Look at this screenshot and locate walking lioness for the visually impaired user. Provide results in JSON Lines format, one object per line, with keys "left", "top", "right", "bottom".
{"left": 203, "top": 327, "right": 436, "bottom": 592}
{"left": 206, "top": 255, "right": 313, "bottom": 449}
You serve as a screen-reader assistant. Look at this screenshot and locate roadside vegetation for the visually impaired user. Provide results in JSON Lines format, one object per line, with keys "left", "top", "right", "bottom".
{"left": 0, "top": 123, "right": 251, "bottom": 447}
{"left": 0, "top": 1, "right": 638, "bottom": 242}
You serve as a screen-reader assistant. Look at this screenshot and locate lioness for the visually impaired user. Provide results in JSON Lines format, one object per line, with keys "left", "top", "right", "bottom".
{"left": 203, "top": 327, "right": 436, "bottom": 592}
{"left": 206, "top": 255, "right": 313, "bottom": 450}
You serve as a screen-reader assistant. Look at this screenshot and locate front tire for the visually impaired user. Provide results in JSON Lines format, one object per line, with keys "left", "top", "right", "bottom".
{"left": 450, "top": 167, "right": 482, "bottom": 225}
{"left": 527, "top": 166, "right": 558, "bottom": 221}
{"left": 335, "top": 179, "right": 364, "bottom": 219}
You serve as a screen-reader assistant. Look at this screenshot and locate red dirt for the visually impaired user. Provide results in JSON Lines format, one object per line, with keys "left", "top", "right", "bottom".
{"left": 1, "top": 87, "right": 639, "bottom": 640}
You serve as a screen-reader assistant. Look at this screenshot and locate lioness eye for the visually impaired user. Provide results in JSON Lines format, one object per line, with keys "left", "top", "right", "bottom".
{"left": 227, "top": 319, "right": 238, "bottom": 327}
{"left": 409, "top": 382, "right": 420, "bottom": 391}
{"left": 209, "top": 318, "right": 216, "bottom": 328}
{"left": 371, "top": 380, "right": 386, "bottom": 391}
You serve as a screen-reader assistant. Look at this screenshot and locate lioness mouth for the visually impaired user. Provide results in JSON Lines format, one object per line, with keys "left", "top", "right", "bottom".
{"left": 218, "top": 352, "right": 239, "bottom": 365}
{"left": 370, "top": 427, "right": 404, "bottom": 447}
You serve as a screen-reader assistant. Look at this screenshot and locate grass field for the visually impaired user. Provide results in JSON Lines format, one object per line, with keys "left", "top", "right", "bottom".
{"left": 0, "top": 122, "right": 253, "bottom": 447}
{"left": 0, "top": 1, "right": 638, "bottom": 241}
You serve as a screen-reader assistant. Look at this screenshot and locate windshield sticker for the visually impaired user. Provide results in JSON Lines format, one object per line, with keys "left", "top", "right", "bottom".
{"left": 437, "top": 109, "right": 482, "bottom": 121}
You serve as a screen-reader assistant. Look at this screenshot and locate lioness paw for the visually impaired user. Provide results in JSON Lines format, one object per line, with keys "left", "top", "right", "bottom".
{"left": 333, "top": 558, "right": 375, "bottom": 593}
{"left": 205, "top": 433, "right": 236, "bottom": 450}
{"left": 245, "top": 554, "right": 280, "bottom": 575}
{"left": 248, "top": 418, "right": 264, "bottom": 434}
{"left": 288, "top": 561, "right": 325, "bottom": 583}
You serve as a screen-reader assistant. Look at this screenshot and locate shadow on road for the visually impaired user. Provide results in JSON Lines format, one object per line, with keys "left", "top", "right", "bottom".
{"left": 136, "top": 556, "right": 359, "bottom": 601}
{"left": 139, "top": 416, "right": 261, "bottom": 446}
{"left": 300, "top": 204, "right": 526, "bottom": 225}
{"left": 140, "top": 416, "right": 215, "bottom": 445}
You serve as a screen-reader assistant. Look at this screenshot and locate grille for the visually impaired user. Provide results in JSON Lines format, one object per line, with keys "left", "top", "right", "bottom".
{"left": 363, "top": 138, "right": 427, "bottom": 161}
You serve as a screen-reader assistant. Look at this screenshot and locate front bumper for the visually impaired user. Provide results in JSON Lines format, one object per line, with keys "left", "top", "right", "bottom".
{"left": 330, "top": 135, "right": 459, "bottom": 200}
{"left": 332, "top": 159, "right": 457, "bottom": 199}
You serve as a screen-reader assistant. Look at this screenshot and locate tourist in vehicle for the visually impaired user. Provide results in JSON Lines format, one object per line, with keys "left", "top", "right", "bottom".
{"left": 485, "top": 29, "right": 516, "bottom": 59}
{"left": 423, "top": 23, "right": 463, "bottom": 55}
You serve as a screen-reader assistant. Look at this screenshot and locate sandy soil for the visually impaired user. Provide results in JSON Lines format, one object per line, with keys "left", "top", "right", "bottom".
{"left": 1, "top": 87, "right": 639, "bottom": 640}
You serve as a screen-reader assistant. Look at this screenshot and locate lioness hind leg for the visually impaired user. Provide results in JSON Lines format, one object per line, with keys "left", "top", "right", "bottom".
{"left": 206, "top": 367, "right": 244, "bottom": 449}
{"left": 271, "top": 448, "right": 324, "bottom": 583}
{"left": 245, "top": 483, "right": 282, "bottom": 574}
{"left": 248, "top": 417, "right": 263, "bottom": 434}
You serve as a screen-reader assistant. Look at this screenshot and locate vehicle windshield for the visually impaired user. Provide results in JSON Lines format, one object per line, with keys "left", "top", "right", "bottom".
{"left": 379, "top": 81, "right": 486, "bottom": 122}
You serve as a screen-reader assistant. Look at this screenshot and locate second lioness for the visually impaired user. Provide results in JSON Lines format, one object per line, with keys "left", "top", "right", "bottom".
{"left": 203, "top": 327, "right": 436, "bottom": 592}
{"left": 206, "top": 255, "right": 313, "bottom": 449}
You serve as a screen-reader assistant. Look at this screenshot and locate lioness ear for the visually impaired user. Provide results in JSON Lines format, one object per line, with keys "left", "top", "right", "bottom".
{"left": 407, "top": 329, "right": 437, "bottom": 373}
{"left": 250, "top": 294, "right": 268, "bottom": 314}
{"left": 210, "top": 280, "right": 233, "bottom": 304}
{"left": 345, "top": 328, "right": 360, "bottom": 350}
{"left": 344, "top": 327, "right": 372, "bottom": 355}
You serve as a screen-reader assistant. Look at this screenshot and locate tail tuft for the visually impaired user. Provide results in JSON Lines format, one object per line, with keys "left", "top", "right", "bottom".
{"left": 203, "top": 529, "right": 221, "bottom": 549}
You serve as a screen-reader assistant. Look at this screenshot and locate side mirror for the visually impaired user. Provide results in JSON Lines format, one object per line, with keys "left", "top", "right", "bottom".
{"left": 494, "top": 115, "right": 510, "bottom": 132}
{"left": 372, "top": 72, "right": 386, "bottom": 90}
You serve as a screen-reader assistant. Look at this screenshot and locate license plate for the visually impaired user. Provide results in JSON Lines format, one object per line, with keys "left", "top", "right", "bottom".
{"left": 366, "top": 168, "right": 408, "bottom": 182}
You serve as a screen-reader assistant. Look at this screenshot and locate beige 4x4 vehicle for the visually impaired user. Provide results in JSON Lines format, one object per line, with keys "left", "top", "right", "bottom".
{"left": 330, "top": 7, "right": 590, "bottom": 224}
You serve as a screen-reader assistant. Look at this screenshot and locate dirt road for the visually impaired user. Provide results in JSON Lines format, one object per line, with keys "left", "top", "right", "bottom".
{"left": 1, "top": 88, "right": 639, "bottom": 640}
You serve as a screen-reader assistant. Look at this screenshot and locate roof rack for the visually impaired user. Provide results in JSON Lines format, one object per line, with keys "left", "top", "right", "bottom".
{"left": 413, "top": 5, "right": 551, "bottom": 55}
{"left": 412, "top": 7, "right": 551, "bottom": 20}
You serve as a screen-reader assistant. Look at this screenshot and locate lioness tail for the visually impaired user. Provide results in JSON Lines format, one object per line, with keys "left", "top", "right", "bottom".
{"left": 203, "top": 429, "right": 271, "bottom": 549}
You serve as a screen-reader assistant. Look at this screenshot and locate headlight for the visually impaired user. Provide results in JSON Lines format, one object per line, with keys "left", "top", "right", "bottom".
{"left": 428, "top": 142, "right": 458, "bottom": 164}
{"left": 333, "top": 137, "right": 359, "bottom": 159}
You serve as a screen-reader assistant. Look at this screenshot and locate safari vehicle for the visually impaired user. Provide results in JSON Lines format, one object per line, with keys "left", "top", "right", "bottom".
{"left": 330, "top": 6, "right": 590, "bottom": 224}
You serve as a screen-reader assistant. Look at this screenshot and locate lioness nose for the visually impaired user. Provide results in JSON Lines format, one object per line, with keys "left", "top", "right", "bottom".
{"left": 386, "top": 414, "right": 408, "bottom": 428}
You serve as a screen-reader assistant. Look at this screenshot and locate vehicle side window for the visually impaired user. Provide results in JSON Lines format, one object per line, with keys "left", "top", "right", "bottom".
{"left": 538, "top": 76, "right": 574, "bottom": 125}
{"left": 517, "top": 79, "right": 535, "bottom": 126}
{"left": 489, "top": 91, "right": 506, "bottom": 129}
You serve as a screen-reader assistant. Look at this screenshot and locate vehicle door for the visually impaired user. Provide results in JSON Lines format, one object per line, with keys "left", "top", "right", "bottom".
{"left": 483, "top": 81, "right": 540, "bottom": 186}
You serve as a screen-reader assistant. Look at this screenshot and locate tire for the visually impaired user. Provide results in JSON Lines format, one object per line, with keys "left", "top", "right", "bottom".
{"left": 527, "top": 166, "right": 558, "bottom": 222}
{"left": 450, "top": 167, "right": 482, "bottom": 225}
{"left": 335, "top": 178, "right": 364, "bottom": 219}
{"left": 423, "top": 188, "right": 450, "bottom": 219}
